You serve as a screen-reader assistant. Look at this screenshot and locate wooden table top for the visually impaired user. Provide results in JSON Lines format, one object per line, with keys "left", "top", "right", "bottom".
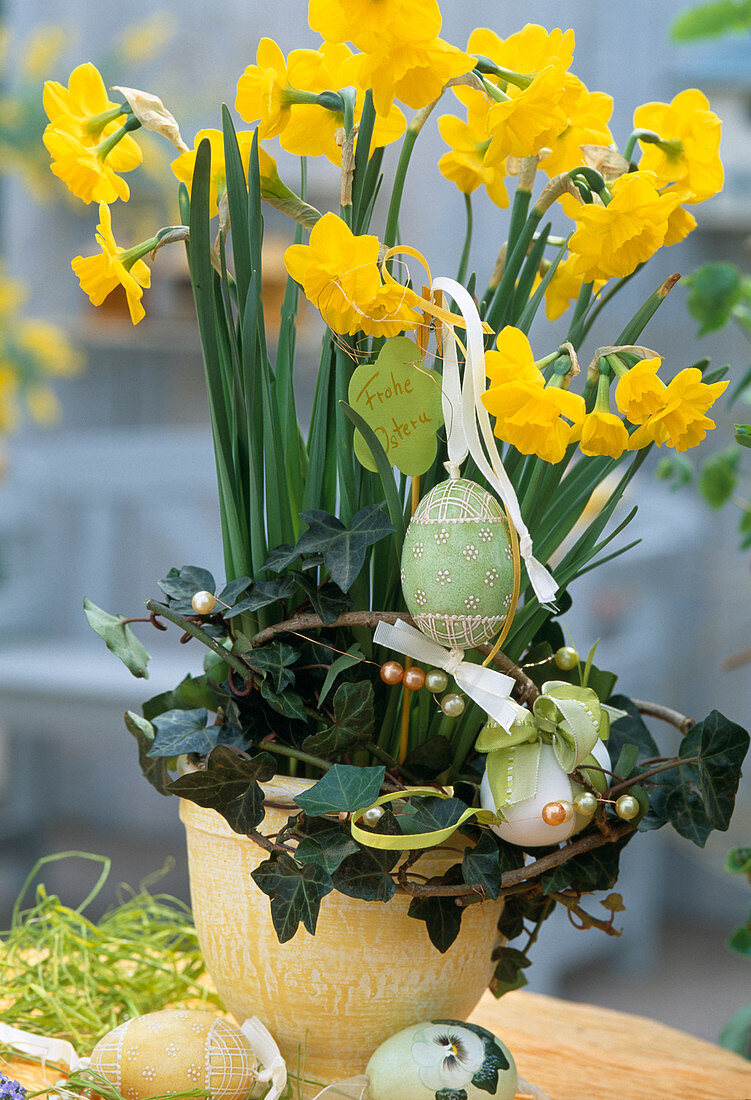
{"left": 471, "top": 989, "right": 751, "bottom": 1100}
{"left": 4, "top": 989, "right": 751, "bottom": 1100}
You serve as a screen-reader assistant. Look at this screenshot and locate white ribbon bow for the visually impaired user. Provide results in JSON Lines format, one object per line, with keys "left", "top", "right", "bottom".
{"left": 374, "top": 618, "right": 518, "bottom": 727}
{"left": 432, "top": 276, "right": 558, "bottom": 607}
{"left": 239, "top": 1017, "right": 287, "bottom": 1100}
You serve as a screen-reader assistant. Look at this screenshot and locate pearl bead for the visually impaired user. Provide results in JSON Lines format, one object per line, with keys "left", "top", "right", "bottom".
{"left": 554, "top": 646, "right": 579, "bottom": 671}
{"left": 541, "top": 800, "right": 574, "bottom": 826}
{"left": 440, "top": 692, "right": 465, "bottom": 717}
{"left": 615, "top": 794, "right": 640, "bottom": 820}
{"left": 191, "top": 590, "right": 216, "bottom": 614}
{"left": 403, "top": 667, "right": 426, "bottom": 691}
{"left": 573, "top": 791, "right": 598, "bottom": 817}
{"left": 362, "top": 806, "right": 385, "bottom": 827}
{"left": 425, "top": 669, "right": 449, "bottom": 694}
{"left": 380, "top": 661, "right": 404, "bottom": 685}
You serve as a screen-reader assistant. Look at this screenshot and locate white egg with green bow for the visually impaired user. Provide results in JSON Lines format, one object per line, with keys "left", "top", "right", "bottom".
{"left": 478, "top": 682, "right": 619, "bottom": 848}
{"left": 401, "top": 477, "right": 514, "bottom": 650}
{"left": 365, "top": 1018, "right": 517, "bottom": 1100}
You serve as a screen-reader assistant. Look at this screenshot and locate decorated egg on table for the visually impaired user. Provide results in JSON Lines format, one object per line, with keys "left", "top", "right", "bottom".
{"left": 401, "top": 478, "right": 514, "bottom": 650}
{"left": 89, "top": 1009, "right": 259, "bottom": 1100}
{"left": 366, "top": 1019, "right": 517, "bottom": 1100}
{"left": 481, "top": 737, "right": 611, "bottom": 848}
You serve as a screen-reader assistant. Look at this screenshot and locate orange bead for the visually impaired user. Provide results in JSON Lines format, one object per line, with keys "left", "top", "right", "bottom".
{"left": 380, "top": 660, "right": 404, "bottom": 685}
{"left": 541, "top": 800, "right": 574, "bottom": 827}
{"left": 403, "top": 666, "right": 426, "bottom": 691}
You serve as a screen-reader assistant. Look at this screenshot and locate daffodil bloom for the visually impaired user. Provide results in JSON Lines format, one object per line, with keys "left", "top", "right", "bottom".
{"left": 282, "top": 43, "right": 405, "bottom": 163}
{"left": 613, "top": 357, "right": 666, "bottom": 423}
{"left": 17, "top": 320, "right": 83, "bottom": 376}
{"left": 43, "top": 62, "right": 133, "bottom": 144}
{"left": 539, "top": 76, "right": 614, "bottom": 178}
{"left": 485, "top": 326, "right": 541, "bottom": 386}
{"left": 663, "top": 203, "right": 697, "bottom": 247}
{"left": 484, "top": 65, "right": 570, "bottom": 164}
{"left": 567, "top": 171, "right": 682, "bottom": 282}
{"left": 543, "top": 257, "right": 605, "bottom": 321}
{"left": 171, "top": 128, "right": 257, "bottom": 217}
{"left": 71, "top": 203, "right": 152, "bottom": 325}
{"left": 580, "top": 373, "right": 628, "bottom": 458}
{"left": 356, "top": 36, "right": 474, "bottom": 118}
{"left": 627, "top": 368, "right": 728, "bottom": 452}
{"left": 284, "top": 212, "right": 420, "bottom": 336}
{"left": 634, "top": 89, "right": 723, "bottom": 206}
{"left": 308, "top": 0, "right": 442, "bottom": 52}
{"left": 469, "top": 24, "right": 575, "bottom": 77}
{"left": 235, "top": 38, "right": 294, "bottom": 140}
{"left": 438, "top": 89, "right": 508, "bottom": 208}
{"left": 44, "top": 125, "right": 142, "bottom": 203}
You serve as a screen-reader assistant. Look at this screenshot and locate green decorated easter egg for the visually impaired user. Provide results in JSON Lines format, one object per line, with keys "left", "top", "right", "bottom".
{"left": 401, "top": 478, "right": 514, "bottom": 649}
{"left": 366, "top": 1019, "right": 517, "bottom": 1100}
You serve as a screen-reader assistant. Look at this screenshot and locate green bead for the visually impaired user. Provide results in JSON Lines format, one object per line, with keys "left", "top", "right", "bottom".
{"left": 573, "top": 791, "right": 597, "bottom": 817}
{"left": 425, "top": 668, "right": 449, "bottom": 693}
{"left": 616, "top": 794, "right": 640, "bottom": 820}
{"left": 554, "top": 645, "right": 579, "bottom": 670}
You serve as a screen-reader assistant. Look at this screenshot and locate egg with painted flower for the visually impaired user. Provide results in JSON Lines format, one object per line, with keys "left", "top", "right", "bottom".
{"left": 401, "top": 478, "right": 514, "bottom": 650}
{"left": 365, "top": 1019, "right": 517, "bottom": 1100}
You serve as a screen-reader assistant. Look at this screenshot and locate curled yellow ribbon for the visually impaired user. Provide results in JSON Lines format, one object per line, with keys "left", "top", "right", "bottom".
{"left": 351, "top": 786, "right": 498, "bottom": 851}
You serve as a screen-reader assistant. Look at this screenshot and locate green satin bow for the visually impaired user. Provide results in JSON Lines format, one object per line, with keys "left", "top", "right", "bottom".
{"left": 476, "top": 680, "right": 616, "bottom": 809}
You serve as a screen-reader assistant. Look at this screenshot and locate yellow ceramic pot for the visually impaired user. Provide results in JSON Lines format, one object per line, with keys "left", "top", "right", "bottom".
{"left": 180, "top": 776, "right": 504, "bottom": 1097}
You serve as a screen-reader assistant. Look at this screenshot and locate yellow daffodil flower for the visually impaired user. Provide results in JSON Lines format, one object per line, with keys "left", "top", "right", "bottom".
{"left": 17, "top": 320, "right": 83, "bottom": 377}
{"left": 235, "top": 38, "right": 293, "bottom": 140}
{"left": 484, "top": 65, "right": 571, "bottom": 164}
{"left": 282, "top": 43, "right": 405, "bottom": 163}
{"left": 356, "top": 36, "right": 474, "bottom": 118}
{"left": 613, "top": 358, "right": 666, "bottom": 423}
{"left": 543, "top": 257, "right": 605, "bottom": 321}
{"left": 634, "top": 89, "right": 723, "bottom": 206}
{"left": 171, "top": 128, "right": 257, "bottom": 217}
{"left": 580, "top": 373, "right": 628, "bottom": 458}
{"left": 44, "top": 127, "right": 142, "bottom": 204}
{"left": 284, "top": 212, "right": 420, "bottom": 336}
{"left": 438, "top": 89, "right": 508, "bottom": 208}
{"left": 308, "top": 0, "right": 442, "bottom": 52}
{"left": 44, "top": 62, "right": 127, "bottom": 139}
{"left": 485, "top": 326, "right": 541, "bottom": 386}
{"left": 627, "top": 368, "right": 728, "bottom": 452}
{"left": 664, "top": 204, "right": 698, "bottom": 247}
{"left": 567, "top": 172, "right": 682, "bottom": 282}
{"left": 539, "top": 76, "right": 614, "bottom": 178}
{"left": 71, "top": 203, "right": 151, "bottom": 325}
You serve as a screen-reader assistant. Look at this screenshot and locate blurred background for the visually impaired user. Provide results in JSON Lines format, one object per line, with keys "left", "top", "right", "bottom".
{"left": 1, "top": 0, "right": 751, "bottom": 1047}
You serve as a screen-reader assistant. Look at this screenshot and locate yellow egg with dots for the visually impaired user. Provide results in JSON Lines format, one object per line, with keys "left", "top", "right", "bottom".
{"left": 89, "top": 1010, "right": 260, "bottom": 1100}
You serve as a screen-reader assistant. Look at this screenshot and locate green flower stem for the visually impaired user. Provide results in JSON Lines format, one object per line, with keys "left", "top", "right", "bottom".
{"left": 334, "top": 339, "right": 358, "bottom": 524}
{"left": 95, "top": 114, "right": 142, "bottom": 161}
{"left": 478, "top": 75, "right": 511, "bottom": 103}
{"left": 520, "top": 456, "right": 546, "bottom": 518}
{"left": 384, "top": 98, "right": 439, "bottom": 249}
{"left": 261, "top": 739, "right": 333, "bottom": 773}
{"left": 473, "top": 57, "right": 532, "bottom": 90}
{"left": 565, "top": 281, "right": 594, "bottom": 348}
{"left": 144, "top": 599, "right": 252, "bottom": 676}
{"left": 456, "top": 193, "right": 473, "bottom": 283}
{"left": 607, "top": 353, "right": 628, "bottom": 380}
{"left": 577, "top": 268, "right": 641, "bottom": 344}
{"left": 85, "top": 103, "right": 131, "bottom": 135}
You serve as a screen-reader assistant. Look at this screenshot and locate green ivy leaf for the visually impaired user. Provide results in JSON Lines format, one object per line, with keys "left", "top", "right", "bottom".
{"left": 296, "top": 503, "right": 394, "bottom": 592}
{"left": 303, "top": 681, "right": 375, "bottom": 757}
{"left": 260, "top": 679, "right": 308, "bottom": 721}
{"left": 698, "top": 448, "right": 740, "bottom": 509}
{"left": 295, "top": 831, "right": 359, "bottom": 875}
{"left": 124, "top": 711, "right": 171, "bottom": 795}
{"left": 225, "top": 577, "right": 297, "bottom": 618}
{"left": 317, "top": 645, "right": 364, "bottom": 707}
{"left": 461, "top": 832, "right": 503, "bottom": 900}
{"left": 294, "top": 764, "right": 385, "bottom": 816}
{"left": 608, "top": 696, "right": 660, "bottom": 760}
{"left": 682, "top": 710, "right": 750, "bottom": 830}
{"left": 158, "top": 565, "right": 216, "bottom": 605}
{"left": 728, "top": 925, "right": 751, "bottom": 957}
{"left": 407, "top": 866, "right": 464, "bottom": 953}
{"left": 243, "top": 642, "right": 299, "bottom": 692}
{"left": 735, "top": 424, "right": 751, "bottom": 449}
{"left": 167, "top": 745, "right": 276, "bottom": 833}
{"left": 685, "top": 262, "right": 743, "bottom": 334}
{"left": 541, "top": 834, "right": 631, "bottom": 894}
{"left": 332, "top": 846, "right": 398, "bottom": 901}
{"left": 251, "top": 852, "right": 333, "bottom": 942}
{"left": 402, "top": 736, "right": 454, "bottom": 782}
{"left": 148, "top": 709, "right": 212, "bottom": 757}
{"left": 217, "top": 576, "right": 252, "bottom": 606}
{"left": 719, "top": 1003, "right": 751, "bottom": 1059}
{"left": 83, "top": 598, "right": 151, "bottom": 679}
{"left": 489, "top": 947, "right": 532, "bottom": 997}
{"left": 399, "top": 796, "right": 468, "bottom": 837}
{"left": 292, "top": 570, "right": 351, "bottom": 625}
{"left": 614, "top": 743, "right": 639, "bottom": 781}
{"left": 656, "top": 454, "right": 695, "bottom": 490}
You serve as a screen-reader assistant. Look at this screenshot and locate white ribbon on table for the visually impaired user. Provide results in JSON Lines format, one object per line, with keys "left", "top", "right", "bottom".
{"left": 239, "top": 1017, "right": 287, "bottom": 1100}
{"left": 432, "top": 275, "right": 558, "bottom": 608}
{"left": 373, "top": 618, "right": 518, "bottom": 728}
{"left": 310, "top": 1075, "right": 369, "bottom": 1099}
{"left": 0, "top": 1022, "right": 90, "bottom": 1073}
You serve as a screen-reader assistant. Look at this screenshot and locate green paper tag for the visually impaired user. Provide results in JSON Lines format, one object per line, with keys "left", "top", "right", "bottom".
{"left": 348, "top": 337, "right": 444, "bottom": 475}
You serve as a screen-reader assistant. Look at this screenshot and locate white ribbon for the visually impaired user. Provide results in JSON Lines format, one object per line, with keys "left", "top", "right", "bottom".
{"left": 310, "top": 1075, "right": 369, "bottom": 1099}
{"left": 373, "top": 618, "right": 518, "bottom": 728}
{"left": 0, "top": 1023, "right": 88, "bottom": 1073}
{"left": 239, "top": 1018, "right": 287, "bottom": 1100}
{"left": 431, "top": 276, "right": 558, "bottom": 607}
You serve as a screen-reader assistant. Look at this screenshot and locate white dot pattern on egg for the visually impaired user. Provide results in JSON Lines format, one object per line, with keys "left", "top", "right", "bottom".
{"left": 401, "top": 478, "right": 514, "bottom": 649}
{"left": 366, "top": 1018, "right": 517, "bottom": 1100}
{"left": 89, "top": 1009, "right": 259, "bottom": 1100}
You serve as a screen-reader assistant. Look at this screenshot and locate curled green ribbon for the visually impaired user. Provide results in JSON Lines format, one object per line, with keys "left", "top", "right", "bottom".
{"left": 476, "top": 680, "right": 620, "bottom": 809}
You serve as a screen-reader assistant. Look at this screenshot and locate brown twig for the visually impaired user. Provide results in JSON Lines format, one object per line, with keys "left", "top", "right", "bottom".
{"left": 249, "top": 610, "right": 538, "bottom": 700}
{"left": 633, "top": 698, "right": 694, "bottom": 735}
